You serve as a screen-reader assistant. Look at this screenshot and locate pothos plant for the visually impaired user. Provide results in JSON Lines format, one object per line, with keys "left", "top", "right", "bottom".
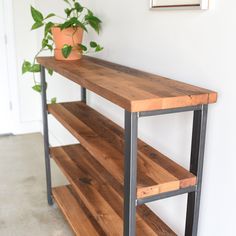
{"left": 22, "top": 0, "right": 103, "bottom": 103}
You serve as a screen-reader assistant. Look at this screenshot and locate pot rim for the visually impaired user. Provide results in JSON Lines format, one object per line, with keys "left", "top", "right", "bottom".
{"left": 52, "top": 25, "right": 83, "bottom": 30}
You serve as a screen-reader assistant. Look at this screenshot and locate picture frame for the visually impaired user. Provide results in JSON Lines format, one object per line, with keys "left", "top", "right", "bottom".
{"left": 150, "top": 0, "right": 209, "bottom": 10}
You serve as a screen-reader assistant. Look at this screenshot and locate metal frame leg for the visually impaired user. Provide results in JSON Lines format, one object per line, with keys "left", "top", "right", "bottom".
{"left": 40, "top": 66, "right": 53, "bottom": 205}
{"left": 81, "top": 87, "right": 86, "bottom": 103}
{"left": 124, "top": 111, "right": 138, "bottom": 236}
{"left": 185, "top": 105, "right": 208, "bottom": 236}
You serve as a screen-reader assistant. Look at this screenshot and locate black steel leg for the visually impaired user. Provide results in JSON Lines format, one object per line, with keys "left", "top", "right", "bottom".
{"left": 185, "top": 105, "right": 208, "bottom": 236}
{"left": 40, "top": 66, "right": 53, "bottom": 206}
{"left": 124, "top": 111, "right": 138, "bottom": 236}
{"left": 81, "top": 87, "right": 86, "bottom": 103}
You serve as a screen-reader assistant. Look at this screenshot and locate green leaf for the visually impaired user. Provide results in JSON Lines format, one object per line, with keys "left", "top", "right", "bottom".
{"left": 47, "top": 35, "right": 53, "bottom": 40}
{"left": 32, "top": 84, "right": 42, "bottom": 93}
{"left": 91, "top": 22, "right": 100, "bottom": 34}
{"left": 62, "top": 44, "right": 72, "bottom": 58}
{"left": 31, "top": 6, "right": 44, "bottom": 22}
{"left": 29, "top": 64, "right": 41, "bottom": 73}
{"left": 87, "top": 9, "right": 93, "bottom": 16}
{"left": 59, "top": 17, "right": 87, "bottom": 32}
{"left": 88, "top": 20, "right": 100, "bottom": 33}
{"left": 51, "top": 97, "right": 57, "bottom": 104}
{"left": 59, "top": 18, "right": 74, "bottom": 29}
{"left": 65, "top": 8, "right": 72, "bottom": 17}
{"left": 22, "top": 61, "right": 31, "bottom": 74}
{"left": 47, "top": 44, "right": 53, "bottom": 51}
{"left": 85, "top": 14, "right": 102, "bottom": 34}
{"left": 47, "top": 68, "right": 53, "bottom": 76}
{"left": 95, "top": 45, "right": 104, "bottom": 52}
{"left": 31, "top": 21, "right": 44, "bottom": 30}
{"left": 44, "top": 13, "right": 55, "bottom": 20}
{"left": 78, "top": 43, "right": 87, "bottom": 51}
{"left": 64, "top": 0, "right": 71, "bottom": 4}
{"left": 92, "top": 15, "right": 102, "bottom": 23}
{"left": 74, "top": 2, "right": 83, "bottom": 12}
{"left": 90, "top": 41, "right": 97, "bottom": 48}
{"left": 42, "top": 38, "right": 48, "bottom": 48}
{"left": 85, "top": 14, "right": 102, "bottom": 23}
{"left": 76, "top": 21, "right": 87, "bottom": 32}
{"left": 44, "top": 22, "right": 54, "bottom": 36}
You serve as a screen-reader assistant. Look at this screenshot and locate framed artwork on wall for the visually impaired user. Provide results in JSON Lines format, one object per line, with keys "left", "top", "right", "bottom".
{"left": 150, "top": 0, "right": 209, "bottom": 9}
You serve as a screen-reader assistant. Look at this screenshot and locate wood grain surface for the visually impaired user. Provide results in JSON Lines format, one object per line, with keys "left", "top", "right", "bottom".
{"left": 48, "top": 101, "right": 196, "bottom": 199}
{"left": 51, "top": 145, "right": 177, "bottom": 235}
{"left": 37, "top": 56, "right": 217, "bottom": 112}
{"left": 53, "top": 185, "right": 105, "bottom": 236}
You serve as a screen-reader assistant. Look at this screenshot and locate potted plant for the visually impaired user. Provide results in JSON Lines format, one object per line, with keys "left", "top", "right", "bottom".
{"left": 22, "top": 0, "right": 103, "bottom": 102}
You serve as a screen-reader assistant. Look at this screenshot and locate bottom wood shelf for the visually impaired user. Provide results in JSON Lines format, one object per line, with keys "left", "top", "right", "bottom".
{"left": 51, "top": 144, "right": 177, "bottom": 236}
{"left": 53, "top": 185, "right": 104, "bottom": 236}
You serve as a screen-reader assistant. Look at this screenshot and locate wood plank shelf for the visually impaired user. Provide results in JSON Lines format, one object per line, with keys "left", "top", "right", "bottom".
{"left": 51, "top": 145, "right": 177, "bottom": 236}
{"left": 52, "top": 185, "right": 104, "bottom": 236}
{"left": 48, "top": 101, "right": 196, "bottom": 199}
{"left": 37, "top": 56, "right": 217, "bottom": 112}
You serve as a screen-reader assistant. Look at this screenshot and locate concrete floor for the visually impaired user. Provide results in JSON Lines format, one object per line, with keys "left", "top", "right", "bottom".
{"left": 0, "top": 133, "right": 74, "bottom": 236}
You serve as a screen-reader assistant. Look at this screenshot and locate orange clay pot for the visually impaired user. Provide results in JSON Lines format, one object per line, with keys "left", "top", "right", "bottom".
{"left": 51, "top": 27, "right": 84, "bottom": 61}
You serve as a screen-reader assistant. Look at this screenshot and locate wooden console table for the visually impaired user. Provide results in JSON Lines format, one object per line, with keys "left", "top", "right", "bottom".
{"left": 37, "top": 56, "right": 217, "bottom": 236}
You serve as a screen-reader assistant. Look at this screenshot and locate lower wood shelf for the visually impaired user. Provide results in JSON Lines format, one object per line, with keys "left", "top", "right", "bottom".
{"left": 53, "top": 185, "right": 104, "bottom": 236}
{"left": 51, "top": 144, "right": 177, "bottom": 236}
{"left": 48, "top": 101, "right": 196, "bottom": 199}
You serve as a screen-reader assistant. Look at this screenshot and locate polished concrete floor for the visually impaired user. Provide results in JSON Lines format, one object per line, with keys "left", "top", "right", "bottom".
{"left": 0, "top": 133, "right": 73, "bottom": 236}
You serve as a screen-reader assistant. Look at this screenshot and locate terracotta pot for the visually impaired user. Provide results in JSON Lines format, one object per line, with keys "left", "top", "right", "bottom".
{"left": 51, "top": 27, "right": 84, "bottom": 61}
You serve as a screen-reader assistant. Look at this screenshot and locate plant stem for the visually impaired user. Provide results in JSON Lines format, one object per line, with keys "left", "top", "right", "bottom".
{"left": 32, "top": 48, "right": 49, "bottom": 85}
{"left": 55, "top": 15, "right": 67, "bottom": 21}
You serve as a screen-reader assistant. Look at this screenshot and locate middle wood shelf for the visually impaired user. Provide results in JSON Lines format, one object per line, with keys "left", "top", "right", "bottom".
{"left": 48, "top": 101, "right": 196, "bottom": 200}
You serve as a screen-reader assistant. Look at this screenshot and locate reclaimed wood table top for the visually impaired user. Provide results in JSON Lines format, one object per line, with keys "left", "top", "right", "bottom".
{"left": 37, "top": 56, "right": 217, "bottom": 112}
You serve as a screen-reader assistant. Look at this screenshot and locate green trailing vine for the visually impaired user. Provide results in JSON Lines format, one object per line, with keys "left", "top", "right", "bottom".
{"left": 22, "top": 0, "right": 103, "bottom": 103}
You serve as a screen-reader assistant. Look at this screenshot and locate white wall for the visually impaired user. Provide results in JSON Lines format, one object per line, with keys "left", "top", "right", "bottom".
{"left": 0, "top": 0, "right": 12, "bottom": 134}
{"left": 85, "top": 1, "right": 236, "bottom": 235}
{"left": 11, "top": 0, "right": 236, "bottom": 235}
{"left": 10, "top": 0, "right": 41, "bottom": 133}
{"left": 80, "top": 0, "right": 236, "bottom": 235}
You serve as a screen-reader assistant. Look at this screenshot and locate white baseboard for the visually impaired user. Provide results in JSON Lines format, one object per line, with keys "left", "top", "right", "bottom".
{"left": 12, "top": 119, "right": 79, "bottom": 148}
